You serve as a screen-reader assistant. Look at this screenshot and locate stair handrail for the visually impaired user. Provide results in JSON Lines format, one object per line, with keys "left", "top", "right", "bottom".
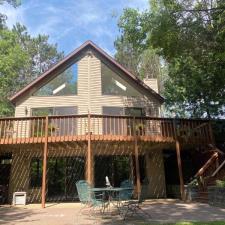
{"left": 211, "top": 159, "right": 225, "bottom": 177}
{"left": 208, "top": 144, "right": 225, "bottom": 156}
{"left": 194, "top": 152, "right": 219, "bottom": 178}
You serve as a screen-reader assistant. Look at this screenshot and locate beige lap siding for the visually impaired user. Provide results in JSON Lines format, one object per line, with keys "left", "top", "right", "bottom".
{"left": 15, "top": 51, "right": 161, "bottom": 118}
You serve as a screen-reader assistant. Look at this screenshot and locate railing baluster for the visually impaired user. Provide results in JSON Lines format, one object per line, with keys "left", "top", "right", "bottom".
{"left": 0, "top": 115, "right": 211, "bottom": 147}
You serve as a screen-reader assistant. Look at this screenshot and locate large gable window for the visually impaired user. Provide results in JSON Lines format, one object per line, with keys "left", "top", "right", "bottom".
{"left": 101, "top": 62, "right": 141, "bottom": 97}
{"left": 34, "top": 63, "right": 78, "bottom": 96}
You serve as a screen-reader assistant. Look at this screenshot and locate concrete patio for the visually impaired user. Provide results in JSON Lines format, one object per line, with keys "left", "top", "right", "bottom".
{"left": 1, "top": 200, "right": 225, "bottom": 225}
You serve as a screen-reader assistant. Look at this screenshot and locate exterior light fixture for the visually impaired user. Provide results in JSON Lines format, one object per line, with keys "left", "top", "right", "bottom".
{"left": 25, "top": 106, "right": 28, "bottom": 116}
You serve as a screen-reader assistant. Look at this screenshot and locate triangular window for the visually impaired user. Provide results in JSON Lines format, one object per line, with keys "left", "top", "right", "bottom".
{"left": 101, "top": 62, "right": 141, "bottom": 97}
{"left": 34, "top": 63, "right": 78, "bottom": 96}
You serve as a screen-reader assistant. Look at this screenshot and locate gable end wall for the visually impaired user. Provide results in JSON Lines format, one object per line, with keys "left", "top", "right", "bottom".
{"left": 15, "top": 52, "right": 161, "bottom": 117}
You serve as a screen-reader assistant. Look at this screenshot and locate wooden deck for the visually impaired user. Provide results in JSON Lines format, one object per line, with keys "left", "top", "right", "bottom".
{"left": 0, "top": 114, "right": 214, "bottom": 208}
{"left": 0, "top": 114, "right": 213, "bottom": 145}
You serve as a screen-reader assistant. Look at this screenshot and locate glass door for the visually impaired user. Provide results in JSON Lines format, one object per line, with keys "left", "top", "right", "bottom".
{"left": 47, "top": 157, "right": 85, "bottom": 202}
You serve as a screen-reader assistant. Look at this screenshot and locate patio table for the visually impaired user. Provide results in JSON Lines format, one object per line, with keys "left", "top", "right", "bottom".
{"left": 91, "top": 187, "right": 133, "bottom": 213}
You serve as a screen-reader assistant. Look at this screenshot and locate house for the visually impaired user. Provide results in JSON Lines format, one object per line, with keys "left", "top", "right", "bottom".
{"left": 0, "top": 41, "right": 214, "bottom": 207}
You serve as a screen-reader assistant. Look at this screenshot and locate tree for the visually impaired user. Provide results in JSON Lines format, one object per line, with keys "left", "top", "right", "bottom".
{"left": 0, "top": 0, "right": 21, "bottom": 28}
{"left": 115, "top": 0, "right": 225, "bottom": 118}
{"left": 0, "top": 23, "right": 63, "bottom": 116}
{"left": 12, "top": 23, "right": 63, "bottom": 87}
{"left": 0, "top": 29, "right": 28, "bottom": 115}
{"left": 114, "top": 8, "right": 165, "bottom": 92}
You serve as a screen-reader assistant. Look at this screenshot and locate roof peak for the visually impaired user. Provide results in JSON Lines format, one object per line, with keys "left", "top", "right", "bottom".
{"left": 10, "top": 41, "right": 164, "bottom": 104}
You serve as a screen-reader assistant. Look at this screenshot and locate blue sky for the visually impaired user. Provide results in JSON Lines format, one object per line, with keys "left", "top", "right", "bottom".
{"left": 0, "top": 0, "right": 149, "bottom": 55}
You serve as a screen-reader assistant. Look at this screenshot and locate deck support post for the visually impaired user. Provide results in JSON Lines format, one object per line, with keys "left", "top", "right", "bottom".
{"left": 175, "top": 140, "right": 185, "bottom": 201}
{"left": 134, "top": 117, "right": 141, "bottom": 198}
{"left": 86, "top": 113, "right": 93, "bottom": 185}
{"left": 41, "top": 116, "right": 48, "bottom": 208}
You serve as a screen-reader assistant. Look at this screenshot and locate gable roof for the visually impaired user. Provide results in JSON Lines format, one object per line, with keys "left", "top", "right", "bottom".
{"left": 10, "top": 40, "right": 164, "bottom": 104}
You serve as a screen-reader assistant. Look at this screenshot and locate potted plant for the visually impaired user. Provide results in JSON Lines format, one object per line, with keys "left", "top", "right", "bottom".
{"left": 186, "top": 178, "right": 199, "bottom": 201}
{"left": 48, "top": 124, "right": 57, "bottom": 135}
{"left": 135, "top": 123, "right": 145, "bottom": 135}
{"left": 208, "top": 179, "right": 225, "bottom": 208}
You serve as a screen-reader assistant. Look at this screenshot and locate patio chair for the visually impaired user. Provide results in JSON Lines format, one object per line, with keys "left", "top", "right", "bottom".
{"left": 76, "top": 180, "right": 91, "bottom": 206}
{"left": 118, "top": 179, "right": 133, "bottom": 201}
{"left": 89, "top": 189, "right": 107, "bottom": 215}
{"left": 111, "top": 179, "right": 133, "bottom": 209}
{"left": 119, "top": 185, "right": 152, "bottom": 220}
{"left": 76, "top": 180, "right": 106, "bottom": 215}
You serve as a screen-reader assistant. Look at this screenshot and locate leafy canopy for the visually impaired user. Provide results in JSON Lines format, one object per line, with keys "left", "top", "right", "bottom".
{"left": 115, "top": 0, "right": 225, "bottom": 118}
{"left": 0, "top": 24, "right": 63, "bottom": 116}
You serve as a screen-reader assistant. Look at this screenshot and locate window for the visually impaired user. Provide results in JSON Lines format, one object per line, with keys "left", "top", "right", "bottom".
{"left": 34, "top": 63, "right": 78, "bottom": 96}
{"left": 101, "top": 62, "right": 141, "bottom": 97}
{"left": 125, "top": 107, "right": 145, "bottom": 117}
{"left": 32, "top": 107, "right": 77, "bottom": 116}
{"left": 102, "top": 106, "right": 124, "bottom": 116}
{"left": 102, "top": 107, "right": 145, "bottom": 135}
{"left": 31, "top": 107, "right": 77, "bottom": 136}
{"left": 30, "top": 158, "right": 42, "bottom": 188}
{"left": 102, "top": 107, "right": 124, "bottom": 134}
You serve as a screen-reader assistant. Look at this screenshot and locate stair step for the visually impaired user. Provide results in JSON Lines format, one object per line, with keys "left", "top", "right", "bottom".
{"left": 198, "top": 192, "right": 208, "bottom": 196}
{"left": 195, "top": 197, "right": 209, "bottom": 203}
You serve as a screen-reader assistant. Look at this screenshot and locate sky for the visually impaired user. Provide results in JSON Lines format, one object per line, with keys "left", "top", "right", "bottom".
{"left": 0, "top": 0, "right": 149, "bottom": 56}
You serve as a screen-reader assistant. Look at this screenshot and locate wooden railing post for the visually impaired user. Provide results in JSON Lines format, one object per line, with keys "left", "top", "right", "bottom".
{"left": 86, "top": 112, "right": 93, "bottom": 185}
{"left": 133, "top": 117, "right": 141, "bottom": 198}
{"left": 173, "top": 118, "right": 185, "bottom": 201}
{"left": 41, "top": 116, "right": 48, "bottom": 208}
{"left": 208, "top": 121, "right": 215, "bottom": 145}
{"left": 175, "top": 140, "right": 185, "bottom": 201}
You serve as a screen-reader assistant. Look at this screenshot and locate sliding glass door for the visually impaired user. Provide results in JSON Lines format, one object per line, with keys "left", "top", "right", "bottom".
{"left": 47, "top": 157, "right": 85, "bottom": 202}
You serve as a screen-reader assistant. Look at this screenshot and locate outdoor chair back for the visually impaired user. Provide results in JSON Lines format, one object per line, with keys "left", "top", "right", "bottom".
{"left": 119, "top": 184, "right": 152, "bottom": 220}
{"left": 76, "top": 180, "right": 91, "bottom": 205}
{"left": 76, "top": 180, "right": 106, "bottom": 213}
{"left": 119, "top": 179, "right": 133, "bottom": 201}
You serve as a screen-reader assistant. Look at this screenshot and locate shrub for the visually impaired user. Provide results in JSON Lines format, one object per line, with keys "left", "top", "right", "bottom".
{"left": 216, "top": 180, "right": 225, "bottom": 188}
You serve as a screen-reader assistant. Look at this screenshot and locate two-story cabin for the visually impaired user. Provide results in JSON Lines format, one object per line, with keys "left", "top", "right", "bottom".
{"left": 0, "top": 41, "right": 214, "bottom": 207}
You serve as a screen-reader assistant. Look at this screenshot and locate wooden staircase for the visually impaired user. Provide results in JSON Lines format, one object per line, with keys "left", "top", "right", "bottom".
{"left": 193, "top": 146, "right": 225, "bottom": 203}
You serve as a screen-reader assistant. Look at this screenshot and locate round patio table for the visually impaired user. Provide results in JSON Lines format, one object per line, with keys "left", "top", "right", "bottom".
{"left": 91, "top": 187, "right": 133, "bottom": 213}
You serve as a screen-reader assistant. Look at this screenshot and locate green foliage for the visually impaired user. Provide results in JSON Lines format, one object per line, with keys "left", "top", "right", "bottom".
{"left": 188, "top": 178, "right": 198, "bottom": 187}
{"left": 0, "top": 0, "right": 20, "bottom": 28}
{"left": 114, "top": 8, "right": 163, "bottom": 82}
{"left": 115, "top": 0, "right": 225, "bottom": 118}
{"left": 0, "top": 23, "right": 63, "bottom": 116}
{"left": 0, "top": 29, "right": 28, "bottom": 115}
{"left": 216, "top": 179, "right": 225, "bottom": 188}
{"left": 165, "top": 222, "right": 225, "bottom": 225}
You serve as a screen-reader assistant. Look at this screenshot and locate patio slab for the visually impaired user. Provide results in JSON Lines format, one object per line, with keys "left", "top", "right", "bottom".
{"left": 0, "top": 199, "right": 225, "bottom": 225}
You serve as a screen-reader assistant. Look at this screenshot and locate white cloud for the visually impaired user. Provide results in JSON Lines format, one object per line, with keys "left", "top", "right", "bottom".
{"left": 0, "top": 2, "right": 26, "bottom": 27}
{"left": 0, "top": 0, "right": 149, "bottom": 55}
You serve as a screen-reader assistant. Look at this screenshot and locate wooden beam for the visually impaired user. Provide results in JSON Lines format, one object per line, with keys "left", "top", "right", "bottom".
{"left": 134, "top": 117, "right": 141, "bottom": 198}
{"left": 86, "top": 113, "right": 93, "bottom": 185}
{"left": 41, "top": 116, "right": 48, "bottom": 208}
{"left": 175, "top": 140, "right": 185, "bottom": 201}
{"left": 208, "top": 121, "right": 215, "bottom": 145}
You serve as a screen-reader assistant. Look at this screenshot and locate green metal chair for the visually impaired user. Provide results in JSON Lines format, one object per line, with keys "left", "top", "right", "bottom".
{"left": 76, "top": 180, "right": 106, "bottom": 215}
{"left": 119, "top": 179, "right": 133, "bottom": 201}
{"left": 76, "top": 180, "right": 91, "bottom": 205}
{"left": 89, "top": 190, "right": 107, "bottom": 214}
{"left": 119, "top": 184, "right": 152, "bottom": 220}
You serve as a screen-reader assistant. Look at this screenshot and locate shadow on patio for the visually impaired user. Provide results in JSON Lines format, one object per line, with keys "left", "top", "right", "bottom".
{"left": 0, "top": 206, "right": 41, "bottom": 225}
{"left": 1, "top": 200, "right": 225, "bottom": 225}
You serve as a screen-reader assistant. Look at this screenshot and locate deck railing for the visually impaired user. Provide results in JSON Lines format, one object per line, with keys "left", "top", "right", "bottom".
{"left": 0, "top": 114, "right": 213, "bottom": 144}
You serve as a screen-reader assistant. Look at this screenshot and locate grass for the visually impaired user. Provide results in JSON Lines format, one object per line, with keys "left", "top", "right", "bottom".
{"left": 164, "top": 222, "right": 225, "bottom": 225}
